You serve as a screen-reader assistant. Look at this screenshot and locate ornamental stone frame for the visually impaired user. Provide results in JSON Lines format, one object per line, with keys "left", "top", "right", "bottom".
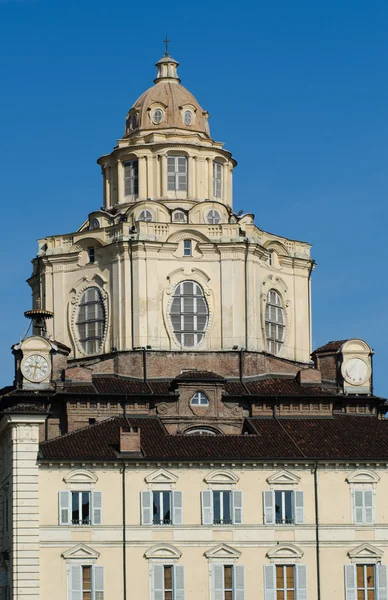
{"left": 69, "top": 275, "right": 109, "bottom": 357}
{"left": 261, "top": 274, "right": 290, "bottom": 357}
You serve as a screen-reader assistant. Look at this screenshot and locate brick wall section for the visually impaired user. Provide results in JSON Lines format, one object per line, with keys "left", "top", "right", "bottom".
{"left": 66, "top": 398, "right": 148, "bottom": 432}
{"left": 297, "top": 369, "right": 322, "bottom": 385}
{"left": 315, "top": 354, "right": 338, "bottom": 383}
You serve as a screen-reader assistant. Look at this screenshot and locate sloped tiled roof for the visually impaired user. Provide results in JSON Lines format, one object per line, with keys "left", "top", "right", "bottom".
{"left": 224, "top": 378, "right": 337, "bottom": 397}
{"left": 312, "top": 340, "right": 347, "bottom": 354}
{"left": 174, "top": 371, "right": 226, "bottom": 382}
{"left": 39, "top": 414, "right": 388, "bottom": 462}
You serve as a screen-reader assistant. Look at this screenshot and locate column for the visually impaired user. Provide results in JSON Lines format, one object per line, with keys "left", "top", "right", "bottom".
{"left": 223, "top": 163, "right": 229, "bottom": 205}
{"left": 117, "top": 160, "right": 124, "bottom": 204}
{"left": 188, "top": 156, "right": 195, "bottom": 198}
{"left": 138, "top": 156, "right": 147, "bottom": 200}
{"left": 104, "top": 165, "right": 111, "bottom": 208}
{"left": 208, "top": 158, "right": 213, "bottom": 199}
{"left": 9, "top": 415, "right": 46, "bottom": 600}
{"left": 147, "top": 155, "right": 155, "bottom": 199}
{"left": 160, "top": 154, "right": 167, "bottom": 197}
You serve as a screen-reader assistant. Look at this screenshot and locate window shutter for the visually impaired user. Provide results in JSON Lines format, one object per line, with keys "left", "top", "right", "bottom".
{"left": 234, "top": 565, "right": 245, "bottom": 600}
{"left": 94, "top": 566, "right": 104, "bottom": 600}
{"left": 174, "top": 565, "right": 185, "bottom": 600}
{"left": 232, "top": 491, "right": 243, "bottom": 525}
{"left": 92, "top": 492, "right": 102, "bottom": 525}
{"left": 172, "top": 491, "right": 183, "bottom": 525}
{"left": 353, "top": 490, "right": 364, "bottom": 524}
{"left": 364, "top": 490, "right": 374, "bottom": 524}
{"left": 152, "top": 565, "right": 164, "bottom": 600}
{"left": 344, "top": 564, "right": 357, "bottom": 600}
{"left": 264, "top": 565, "right": 276, "bottom": 600}
{"left": 59, "top": 491, "right": 71, "bottom": 526}
{"left": 378, "top": 565, "right": 388, "bottom": 600}
{"left": 201, "top": 490, "right": 213, "bottom": 525}
{"left": 212, "top": 565, "right": 224, "bottom": 600}
{"left": 294, "top": 491, "right": 304, "bottom": 525}
{"left": 141, "top": 491, "right": 153, "bottom": 525}
{"left": 69, "top": 565, "right": 82, "bottom": 600}
{"left": 296, "top": 564, "right": 307, "bottom": 600}
{"left": 263, "top": 491, "right": 275, "bottom": 525}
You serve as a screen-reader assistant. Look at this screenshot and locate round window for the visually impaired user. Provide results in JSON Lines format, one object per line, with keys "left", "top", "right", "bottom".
{"left": 90, "top": 218, "right": 100, "bottom": 230}
{"left": 184, "top": 110, "right": 192, "bottom": 126}
{"left": 153, "top": 109, "right": 164, "bottom": 124}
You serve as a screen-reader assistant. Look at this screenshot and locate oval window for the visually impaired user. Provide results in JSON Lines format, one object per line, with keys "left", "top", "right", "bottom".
{"left": 137, "top": 209, "right": 153, "bottom": 222}
{"left": 89, "top": 218, "right": 100, "bottom": 230}
{"left": 76, "top": 287, "right": 105, "bottom": 355}
{"left": 184, "top": 110, "right": 192, "bottom": 126}
{"left": 170, "top": 281, "right": 209, "bottom": 347}
{"left": 190, "top": 391, "right": 209, "bottom": 406}
{"left": 153, "top": 109, "right": 164, "bottom": 124}
{"left": 265, "top": 289, "right": 285, "bottom": 355}
{"left": 206, "top": 210, "right": 221, "bottom": 224}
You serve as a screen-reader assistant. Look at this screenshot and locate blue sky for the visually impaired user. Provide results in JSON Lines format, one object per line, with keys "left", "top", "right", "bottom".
{"left": 0, "top": 0, "right": 387, "bottom": 395}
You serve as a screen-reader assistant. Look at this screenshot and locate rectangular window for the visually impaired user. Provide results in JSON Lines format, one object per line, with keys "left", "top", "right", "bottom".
{"left": 276, "top": 565, "right": 295, "bottom": 600}
{"left": 213, "top": 491, "right": 232, "bottom": 525}
{"left": 152, "top": 565, "right": 184, "bottom": 600}
{"left": 213, "top": 162, "right": 222, "bottom": 198}
{"left": 88, "top": 247, "right": 95, "bottom": 264}
{"left": 275, "top": 491, "right": 294, "bottom": 525}
{"left": 153, "top": 491, "right": 172, "bottom": 525}
{"left": 59, "top": 491, "right": 102, "bottom": 526}
{"left": 72, "top": 491, "right": 91, "bottom": 525}
{"left": 212, "top": 564, "right": 244, "bottom": 600}
{"left": 183, "top": 240, "right": 192, "bottom": 256}
{"left": 124, "top": 160, "right": 139, "bottom": 196}
{"left": 167, "top": 156, "right": 187, "bottom": 192}
{"left": 354, "top": 490, "right": 374, "bottom": 524}
{"left": 69, "top": 565, "right": 104, "bottom": 600}
{"left": 357, "top": 564, "right": 375, "bottom": 600}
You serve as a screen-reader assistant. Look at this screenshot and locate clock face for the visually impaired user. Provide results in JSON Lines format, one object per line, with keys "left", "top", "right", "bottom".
{"left": 342, "top": 357, "right": 369, "bottom": 385}
{"left": 22, "top": 354, "right": 50, "bottom": 383}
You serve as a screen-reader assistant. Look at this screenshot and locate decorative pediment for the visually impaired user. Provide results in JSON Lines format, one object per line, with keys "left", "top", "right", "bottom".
{"left": 63, "top": 469, "right": 98, "bottom": 485}
{"left": 204, "top": 470, "right": 239, "bottom": 485}
{"left": 144, "top": 544, "right": 182, "bottom": 560}
{"left": 346, "top": 470, "right": 380, "bottom": 485}
{"left": 62, "top": 544, "right": 100, "bottom": 561}
{"left": 145, "top": 468, "right": 178, "bottom": 485}
{"left": 204, "top": 544, "right": 241, "bottom": 560}
{"left": 267, "top": 544, "right": 303, "bottom": 563}
{"left": 267, "top": 470, "right": 301, "bottom": 486}
{"left": 348, "top": 544, "right": 383, "bottom": 563}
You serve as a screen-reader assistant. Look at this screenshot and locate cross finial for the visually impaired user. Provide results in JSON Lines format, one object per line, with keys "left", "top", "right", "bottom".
{"left": 163, "top": 34, "right": 170, "bottom": 56}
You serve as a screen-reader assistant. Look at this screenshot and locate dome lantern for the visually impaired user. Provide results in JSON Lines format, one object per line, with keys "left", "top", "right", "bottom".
{"left": 154, "top": 54, "right": 181, "bottom": 84}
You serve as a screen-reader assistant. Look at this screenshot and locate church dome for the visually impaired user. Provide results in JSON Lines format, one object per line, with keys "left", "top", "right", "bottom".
{"left": 124, "top": 53, "right": 210, "bottom": 138}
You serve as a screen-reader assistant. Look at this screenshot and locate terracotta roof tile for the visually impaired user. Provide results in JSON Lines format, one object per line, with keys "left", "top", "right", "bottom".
{"left": 174, "top": 371, "right": 226, "bottom": 382}
{"left": 39, "top": 414, "right": 388, "bottom": 462}
{"left": 225, "top": 378, "right": 337, "bottom": 397}
{"left": 312, "top": 340, "right": 347, "bottom": 354}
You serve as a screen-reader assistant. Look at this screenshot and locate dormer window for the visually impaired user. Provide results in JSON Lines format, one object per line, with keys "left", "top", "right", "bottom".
{"left": 153, "top": 109, "right": 164, "bottom": 124}
{"left": 206, "top": 209, "right": 221, "bottom": 225}
{"left": 184, "top": 110, "right": 193, "bottom": 126}
{"left": 124, "top": 160, "right": 138, "bottom": 197}
{"left": 172, "top": 210, "right": 187, "bottom": 223}
{"left": 138, "top": 210, "right": 153, "bottom": 222}
{"left": 191, "top": 391, "right": 209, "bottom": 406}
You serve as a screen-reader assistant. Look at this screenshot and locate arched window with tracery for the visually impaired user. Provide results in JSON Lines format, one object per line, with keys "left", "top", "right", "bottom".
{"left": 265, "top": 289, "right": 285, "bottom": 355}
{"left": 76, "top": 287, "right": 105, "bottom": 355}
{"left": 170, "top": 281, "right": 208, "bottom": 347}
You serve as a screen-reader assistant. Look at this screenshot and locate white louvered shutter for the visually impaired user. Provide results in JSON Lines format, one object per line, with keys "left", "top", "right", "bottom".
{"left": 174, "top": 565, "right": 185, "bottom": 600}
{"left": 364, "top": 490, "right": 374, "bottom": 524}
{"left": 94, "top": 566, "right": 104, "bottom": 600}
{"left": 263, "top": 491, "right": 275, "bottom": 525}
{"left": 296, "top": 564, "right": 307, "bottom": 600}
{"left": 378, "top": 565, "right": 388, "bottom": 600}
{"left": 353, "top": 490, "right": 364, "bottom": 524}
{"left": 69, "top": 565, "right": 82, "bottom": 600}
{"left": 232, "top": 491, "right": 243, "bottom": 525}
{"left": 152, "top": 565, "right": 164, "bottom": 600}
{"left": 234, "top": 565, "right": 245, "bottom": 600}
{"left": 172, "top": 491, "right": 183, "bottom": 525}
{"left": 212, "top": 565, "right": 224, "bottom": 600}
{"left": 141, "top": 491, "right": 153, "bottom": 525}
{"left": 264, "top": 565, "right": 276, "bottom": 600}
{"left": 294, "top": 491, "right": 304, "bottom": 524}
{"left": 92, "top": 492, "right": 102, "bottom": 525}
{"left": 344, "top": 564, "right": 357, "bottom": 600}
{"left": 59, "top": 491, "right": 71, "bottom": 525}
{"left": 201, "top": 490, "right": 213, "bottom": 525}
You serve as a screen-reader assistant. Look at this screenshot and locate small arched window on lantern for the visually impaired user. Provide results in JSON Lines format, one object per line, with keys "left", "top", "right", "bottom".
{"left": 265, "top": 289, "right": 285, "bottom": 355}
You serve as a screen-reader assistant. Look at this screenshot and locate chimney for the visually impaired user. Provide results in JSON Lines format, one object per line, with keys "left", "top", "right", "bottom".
{"left": 296, "top": 368, "right": 322, "bottom": 386}
{"left": 120, "top": 426, "right": 141, "bottom": 453}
